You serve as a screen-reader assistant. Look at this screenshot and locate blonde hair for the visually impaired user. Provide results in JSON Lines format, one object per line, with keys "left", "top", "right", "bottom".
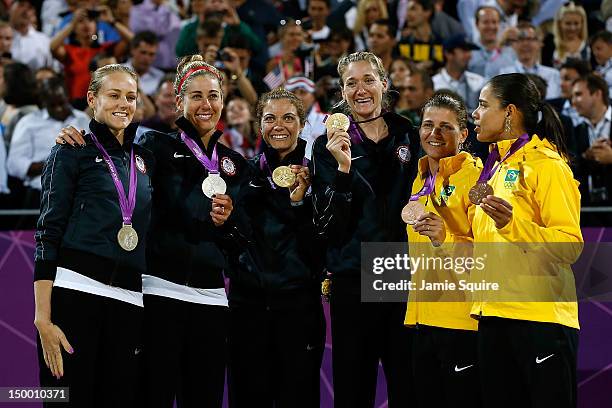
{"left": 337, "top": 51, "right": 387, "bottom": 87}
{"left": 174, "top": 54, "right": 224, "bottom": 100}
{"left": 88, "top": 64, "right": 138, "bottom": 95}
{"left": 553, "top": 2, "right": 588, "bottom": 61}
{"left": 353, "top": 0, "right": 388, "bottom": 35}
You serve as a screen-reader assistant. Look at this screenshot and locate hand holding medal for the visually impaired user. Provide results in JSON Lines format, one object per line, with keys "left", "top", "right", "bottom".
{"left": 412, "top": 212, "right": 446, "bottom": 247}
{"left": 288, "top": 164, "right": 311, "bottom": 202}
{"left": 325, "top": 113, "right": 352, "bottom": 173}
{"left": 210, "top": 194, "right": 233, "bottom": 226}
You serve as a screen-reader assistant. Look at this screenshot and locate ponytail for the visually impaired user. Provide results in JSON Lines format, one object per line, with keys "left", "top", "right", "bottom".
{"left": 535, "top": 102, "right": 569, "bottom": 160}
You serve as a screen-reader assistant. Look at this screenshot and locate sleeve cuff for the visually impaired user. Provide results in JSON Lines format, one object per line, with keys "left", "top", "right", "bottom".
{"left": 34, "top": 260, "right": 57, "bottom": 281}
{"left": 333, "top": 170, "right": 352, "bottom": 193}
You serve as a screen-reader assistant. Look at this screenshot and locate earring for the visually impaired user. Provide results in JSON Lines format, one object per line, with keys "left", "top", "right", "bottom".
{"left": 504, "top": 117, "right": 512, "bottom": 134}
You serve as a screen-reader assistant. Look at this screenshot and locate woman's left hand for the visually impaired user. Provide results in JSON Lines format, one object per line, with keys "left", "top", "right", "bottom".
{"left": 210, "top": 194, "right": 233, "bottom": 226}
{"left": 480, "top": 195, "right": 513, "bottom": 229}
{"left": 289, "top": 165, "right": 310, "bottom": 203}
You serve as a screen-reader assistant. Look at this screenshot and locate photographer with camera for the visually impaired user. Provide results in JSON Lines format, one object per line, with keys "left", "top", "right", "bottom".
{"left": 50, "top": 7, "right": 134, "bottom": 108}
{"left": 175, "top": 0, "right": 262, "bottom": 65}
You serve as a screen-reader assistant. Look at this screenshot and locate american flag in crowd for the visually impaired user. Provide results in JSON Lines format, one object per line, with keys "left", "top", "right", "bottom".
{"left": 264, "top": 64, "right": 285, "bottom": 89}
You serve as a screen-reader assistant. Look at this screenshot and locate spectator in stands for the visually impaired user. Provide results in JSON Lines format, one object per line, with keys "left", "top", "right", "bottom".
{"left": 303, "top": 0, "right": 331, "bottom": 42}
{"left": 395, "top": 67, "right": 434, "bottom": 126}
{"left": 53, "top": 1, "right": 122, "bottom": 45}
{"left": 314, "top": 27, "right": 354, "bottom": 79}
{"left": 107, "top": 0, "right": 132, "bottom": 28}
{"left": 468, "top": 6, "right": 514, "bottom": 78}
{"left": 224, "top": 34, "right": 267, "bottom": 96}
{"left": 353, "top": 0, "right": 388, "bottom": 52}
{"left": 9, "top": 0, "right": 53, "bottom": 71}
{"left": 141, "top": 74, "right": 178, "bottom": 134}
{"left": 7, "top": 76, "right": 90, "bottom": 208}
{"left": 35, "top": 67, "right": 58, "bottom": 84}
{"left": 285, "top": 76, "right": 327, "bottom": 159}
{"left": 499, "top": 22, "right": 561, "bottom": 99}
{"left": 571, "top": 74, "right": 612, "bottom": 205}
{"left": 175, "top": 0, "right": 262, "bottom": 64}
{"left": 367, "top": 19, "right": 397, "bottom": 73}
{"left": 551, "top": 2, "right": 590, "bottom": 68}
{"left": 50, "top": 7, "right": 134, "bottom": 108}
{"left": 0, "top": 21, "right": 13, "bottom": 60}
{"left": 389, "top": 57, "right": 411, "bottom": 88}
{"left": 429, "top": 0, "right": 466, "bottom": 40}
{"left": 197, "top": 19, "right": 224, "bottom": 61}
{"left": 548, "top": 58, "right": 591, "bottom": 126}
{"left": 266, "top": 19, "right": 306, "bottom": 81}
{"left": 2, "top": 62, "right": 38, "bottom": 148}
{"left": 130, "top": 0, "right": 181, "bottom": 71}
{"left": 433, "top": 35, "right": 485, "bottom": 114}
{"left": 590, "top": 31, "right": 612, "bottom": 96}
{"left": 458, "top": 0, "right": 522, "bottom": 45}
{"left": 397, "top": 0, "right": 444, "bottom": 73}
{"left": 123, "top": 31, "right": 163, "bottom": 96}
{"left": 222, "top": 96, "right": 258, "bottom": 158}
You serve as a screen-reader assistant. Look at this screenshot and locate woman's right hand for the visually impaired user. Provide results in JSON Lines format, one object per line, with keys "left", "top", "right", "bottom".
{"left": 56, "top": 126, "right": 86, "bottom": 147}
{"left": 35, "top": 320, "right": 73, "bottom": 379}
{"left": 325, "top": 129, "right": 351, "bottom": 173}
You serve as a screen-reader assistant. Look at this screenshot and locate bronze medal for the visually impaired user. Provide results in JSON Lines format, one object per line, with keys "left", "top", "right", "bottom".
{"left": 401, "top": 201, "right": 426, "bottom": 225}
{"left": 272, "top": 166, "right": 296, "bottom": 188}
{"left": 468, "top": 182, "right": 494, "bottom": 205}
{"left": 117, "top": 223, "right": 138, "bottom": 251}
{"left": 325, "top": 113, "right": 350, "bottom": 132}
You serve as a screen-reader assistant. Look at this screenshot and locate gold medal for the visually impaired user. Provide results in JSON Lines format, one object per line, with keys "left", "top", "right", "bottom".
{"left": 272, "top": 166, "right": 296, "bottom": 188}
{"left": 401, "top": 201, "right": 426, "bottom": 225}
{"left": 468, "top": 182, "right": 494, "bottom": 205}
{"left": 117, "top": 223, "right": 138, "bottom": 251}
{"left": 325, "top": 113, "right": 350, "bottom": 132}
{"left": 321, "top": 278, "right": 332, "bottom": 301}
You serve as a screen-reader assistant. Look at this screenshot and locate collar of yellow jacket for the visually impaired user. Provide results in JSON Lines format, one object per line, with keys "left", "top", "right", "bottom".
{"left": 492, "top": 134, "right": 557, "bottom": 159}
{"left": 417, "top": 151, "right": 477, "bottom": 178}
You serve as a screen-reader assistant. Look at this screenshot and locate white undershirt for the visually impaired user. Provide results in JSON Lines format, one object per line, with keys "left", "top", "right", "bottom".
{"left": 142, "top": 274, "right": 228, "bottom": 307}
{"left": 54, "top": 267, "right": 143, "bottom": 307}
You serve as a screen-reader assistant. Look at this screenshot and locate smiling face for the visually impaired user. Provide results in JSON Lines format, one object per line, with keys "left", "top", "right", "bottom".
{"left": 341, "top": 59, "right": 387, "bottom": 120}
{"left": 177, "top": 74, "right": 223, "bottom": 137}
{"left": 472, "top": 84, "right": 506, "bottom": 142}
{"left": 420, "top": 107, "right": 466, "bottom": 161}
{"left": 226, "top": 98, "right": 251, "bottom": 126}
{"left": 88, "top": 72, "right": 138, "bottom": 133}
{"left": 560, "top": 12, "right": 582, "bottom": 40}
{"left": 476, "top": 7, "right": 500, "bottom": 44}
{"left": 260, "top": 98, "right": 303, "bottom": 157}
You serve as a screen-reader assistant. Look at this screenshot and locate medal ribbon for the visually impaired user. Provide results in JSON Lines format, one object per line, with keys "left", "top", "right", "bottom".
{"left": 409, "top": 170, "right": 436, "bottom": 202}
{"left": 180, "top": 132, "right": 219, "bottom": 174}
{"left": 323, "top": 113, "right": 386, "bottom": 145}
{"left": 259, "top": 154, "right": 309, "bottom": 190}
{"left": 477, "top": 133, "right": 530, "bottom": 183}
{"left": 90, "top": 133, "right": 137, "bottom": 225}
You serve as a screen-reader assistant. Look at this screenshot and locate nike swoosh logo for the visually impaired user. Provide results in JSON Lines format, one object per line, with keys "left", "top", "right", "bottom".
{"left": 351, "top": 155, "right": 364, "bottom": 161}
{"left": 248, "top": 181, "right": 263, "bottom": 188}
{"left": 95, "top": 156, "right": 103, "bottom": 163}
{"left": 306, "top": 344, "right": 315, "bottom": 351}
{"left": 535, "top": 354, "right": 554, "bottom": 364}
{"left": 174, "top": 152, "right": 190, "bottom": 158}
{"left": 454, "top": 364, "right": 474, "bottom": 372}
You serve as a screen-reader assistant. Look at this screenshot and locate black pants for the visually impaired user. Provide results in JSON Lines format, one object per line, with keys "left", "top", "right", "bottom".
{"left": 37, "top": 287, "right": 143, "bottom": 408}
{"left": 478, "top": 317, "right": 578, "bottom": 408}
{"left": 330, "top": 289, "right": 414, "bottom": 408}
{"left": 142, "top": 294, "right": 227, "bottom": 408}
{"left": 412, "top": 325, "right": 481, "bottom": 408}
{"left": 228, "top": 301, "right": 326, "bottom": 408}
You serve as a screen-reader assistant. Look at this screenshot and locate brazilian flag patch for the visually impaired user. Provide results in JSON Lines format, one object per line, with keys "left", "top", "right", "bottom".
{"left": 440, "top": 185, "right": 456, "bottom": 201}
{"left": 504, "top": 169, "right": 520, "bottom": 189}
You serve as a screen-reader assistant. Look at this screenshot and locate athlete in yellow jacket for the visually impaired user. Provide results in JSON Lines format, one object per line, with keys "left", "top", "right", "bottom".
{"left": 471, "top": 73, "right": 582, "bottom": 408}
{"left": 404, "top": 93, "right": 483, "bottom": 408}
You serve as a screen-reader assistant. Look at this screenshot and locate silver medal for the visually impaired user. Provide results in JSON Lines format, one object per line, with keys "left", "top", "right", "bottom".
{"left": 201, "top": 173, "right": 227, "bottom": 198}
{"left": 117, "top": 223, "right": 138, "bottom": 251}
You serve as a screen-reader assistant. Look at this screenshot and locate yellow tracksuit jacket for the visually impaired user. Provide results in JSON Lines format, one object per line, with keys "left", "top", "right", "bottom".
{"left": 405, "top": 151, "right": 483, "bottom": 331}
{"left": 470, "top": 135, "right": 583, "bottom": 329}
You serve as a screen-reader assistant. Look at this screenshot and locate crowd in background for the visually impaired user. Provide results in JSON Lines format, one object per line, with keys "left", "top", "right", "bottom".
{"left": 0, "top": 0, "right": 611, "bottom": 228}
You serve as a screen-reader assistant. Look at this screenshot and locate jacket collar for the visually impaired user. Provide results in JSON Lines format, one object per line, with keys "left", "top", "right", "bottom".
{"left": 88, "top": 118, "right": 139, "bottom": 152}
{"left": 262, "top": 137, "right": 307, "bottom": 168}
{"left": 354, "top": 110, "right": 414, "bottom": 148}
{"left": 175, "top": 116, "right": 223, "bottom": 156}
{"left": 417, "top": 151, "right": 475, "bottom": 178}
